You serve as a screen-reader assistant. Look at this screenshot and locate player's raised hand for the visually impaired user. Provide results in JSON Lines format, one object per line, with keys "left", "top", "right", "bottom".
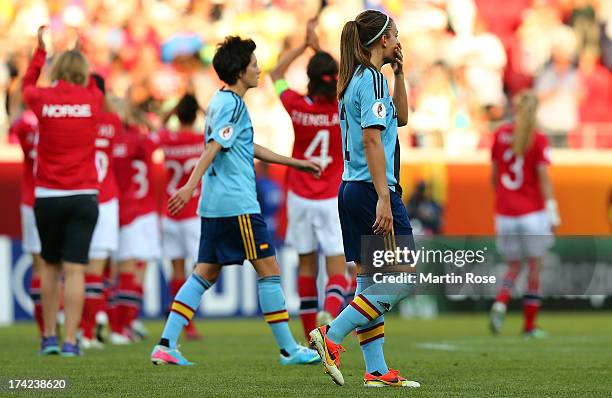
{"left": 392, "top": 42, "right": 403, "bottom": 75}
{"left": 306, "top": 18, "right": 321, "bottom": 51}
{"left": 37, "top": 25, "right": 47, "bottom": 51}
{"left": 373, "top": 196, "right": 393, "bottom": 235}
{"left": 168, "top": 185, "right": 195, "bottom": 216}
{"left": 295, "top": 159, "right": 322, "bottom": 178}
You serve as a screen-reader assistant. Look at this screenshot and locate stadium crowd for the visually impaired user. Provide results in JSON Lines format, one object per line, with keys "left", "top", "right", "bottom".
{"left": 1, "top": 0, "right": 612, "bottom": 153}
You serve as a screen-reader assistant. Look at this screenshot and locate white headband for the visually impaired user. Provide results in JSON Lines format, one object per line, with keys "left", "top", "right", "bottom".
{"left": 364, "top": 15, "right": 390, "bottom": 46}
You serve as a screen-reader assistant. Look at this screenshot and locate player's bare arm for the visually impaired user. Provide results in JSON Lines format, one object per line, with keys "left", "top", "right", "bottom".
{"left": 168, "top": 140, "right": 222, "bottom": 215}
{"left": 363, "top": 128, "right": 392, "bottom": 235}
{"left": 537, "top": 165, "right": 561, "bottom": 228}
{"left": 253, "top": 143, "right": 321, "bottom": 177}
{"left": 270, "top": 18, "right": 319, "bottom": 82}
{"left": 391, "top": 42, "right": 408, "bottom": 127}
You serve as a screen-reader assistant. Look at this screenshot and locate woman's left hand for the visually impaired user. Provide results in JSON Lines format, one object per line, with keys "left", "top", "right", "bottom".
{"left": 392, "top": 43, "right": 403, "bottom": 75}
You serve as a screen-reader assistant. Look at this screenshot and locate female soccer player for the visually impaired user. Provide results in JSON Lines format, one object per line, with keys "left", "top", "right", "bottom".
{"left": 489, "top": 90, "right": 560, "bottom": 338}
{"left": 150, "top": 36, "right": 321, "bottom": 366}
{"left": 23, "top": 26, "right": 103, "bottom": 356}
{"left": 112, "top": 99, "right": 161, "bottom": 344}
{"left": 80, "top": 74, "right": 122, "bottom": 349}
{"left": 11, "top": 105, "right": 44, "bottom": 337}
{"left": 159, "top": 93, "right": 205, "bottom": 340}
{"left": 308, "top": 10, "right": 420, "bottom": 387}
{"left": 270, "top": 19, "right": 348, "bottom": 340}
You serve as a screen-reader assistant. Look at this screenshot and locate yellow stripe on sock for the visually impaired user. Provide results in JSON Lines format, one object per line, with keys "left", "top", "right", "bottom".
{"left": 245, "top": 214, "right": 257, "bottom": 260}
{"left": 358, "top": 324, "right": 384, "bottom": 344}
{"left": 238, "top": 215, "right": 253, "bottom": 259}
{"left": 353, "top": 296, "right": 380, "bottom": 320}
{"left": 171, "top": 302, "right": 195, "bottom": 320}
{"left": 264, "top": 310, "right": 289, "bottom": 323}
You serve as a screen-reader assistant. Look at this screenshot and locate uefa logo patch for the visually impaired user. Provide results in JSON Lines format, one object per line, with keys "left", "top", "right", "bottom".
{"left": 220, "top": 125, "right": 234, "bottom": 140}
{"left": 372, "top": 101, "right": 386, "bottom": 119}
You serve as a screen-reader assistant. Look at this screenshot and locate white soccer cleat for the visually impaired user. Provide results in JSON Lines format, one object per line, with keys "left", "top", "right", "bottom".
{"left": 489, "top": 301, "right": 507, "bottom": 335}
{"left": 110, "top": 332, "right": 131, "bottom": 345}
{"left": 81, "top": 337, "right": 104, "bottom": 350}
{"left": 316, "top": 310, "right": 333, "bottom": 327}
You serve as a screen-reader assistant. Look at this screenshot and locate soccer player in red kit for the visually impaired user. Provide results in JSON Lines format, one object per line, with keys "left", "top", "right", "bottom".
{"left": 24, "top": 27, "right": 103, "bottom": 356}
{"left": 270, "top": 19, "right": 348, "bottom": 340}
{"left": 112, "top": 107, "right": 161, "bottom": 343}
{"left": 158, "top": 93, "right": 204, "bottom": 340}
{"left": 80, "top": 74, "right": 122, "bottom": 349}
{"left": 490, "top": 90, "right": 561, "bottom": 338}
{"left": 11, "top": 108, "right": 44, "bottom": 336}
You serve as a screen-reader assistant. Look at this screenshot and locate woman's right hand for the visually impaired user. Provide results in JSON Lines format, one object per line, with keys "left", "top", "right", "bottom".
{"left": 37, "top": 25, "right": 47, "bottom": 51}
{"left": 373, "top": 195, "right": 393, "bottom": 235}
{"left": 168, "top": 184, "right": 195, "bottom": 216}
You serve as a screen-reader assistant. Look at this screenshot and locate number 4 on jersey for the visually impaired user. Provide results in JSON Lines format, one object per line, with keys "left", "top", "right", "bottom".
{"left": 304, "top": 129, "right": 332, "bottom": 170}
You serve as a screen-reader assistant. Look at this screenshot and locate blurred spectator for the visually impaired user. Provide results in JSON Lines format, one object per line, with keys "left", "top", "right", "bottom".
{"left": 406, "top": 181, "right": 443, "bottom": 235}
{"left": 570, "top": 0, "right": 600, "bottom": 54}
{"left": 534, "top": 26, "right": 582, "bottom": 147}
{"left": 1, "top": 0, "right": 612, "bottom": 150}
{"left": 577, "top": 48, "right": 611, "bottom": 123}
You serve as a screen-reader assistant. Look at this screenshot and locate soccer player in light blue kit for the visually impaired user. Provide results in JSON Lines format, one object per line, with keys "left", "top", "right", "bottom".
{"left": 309, "top": 10, "right": 421, "bottom": 387}
{"left": 150, "top": 36, "right": 321, "bottom": 366}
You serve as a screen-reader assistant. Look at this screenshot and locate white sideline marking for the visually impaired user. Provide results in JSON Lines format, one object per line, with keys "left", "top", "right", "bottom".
{"left": 415, "top": 343, "right": 461, "bottom": 351}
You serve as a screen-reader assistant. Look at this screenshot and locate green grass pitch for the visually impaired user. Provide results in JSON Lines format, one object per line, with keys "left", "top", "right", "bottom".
{"left": 1, "top": 312, "right": 610, "bottom": 397}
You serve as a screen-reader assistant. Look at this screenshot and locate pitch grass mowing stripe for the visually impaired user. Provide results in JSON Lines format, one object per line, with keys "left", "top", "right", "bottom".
{"left": 1, "top": 313, "right": 611, "bottom": 397}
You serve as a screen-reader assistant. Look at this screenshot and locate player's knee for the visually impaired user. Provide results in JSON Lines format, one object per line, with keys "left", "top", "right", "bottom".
{"left": 193, "top": 263, "right": 220, "bottom": 284}
{"left": 325, "top": 254, "right": 346, "bottom": 276}
{"left": 252, "top": 256, "right": 280, "bottom": 277}
{"left": 298, "top": 253, "right": 317, "bottom": 276}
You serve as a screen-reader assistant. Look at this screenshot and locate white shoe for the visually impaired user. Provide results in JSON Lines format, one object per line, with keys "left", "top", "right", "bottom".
{"left": 316, "top": 311, "right": 333, "bottom": 327}
{"left": 81, "top": 337, "right": 104, "bottom": 350}
{"left": 131, "top": 320, "right": 148, "bottom": 341}
{"left": 489, "top": 301, "right": 507, "bottom": 335}
{"left": 110, "top": 332, "right": 131, "bottom": 345}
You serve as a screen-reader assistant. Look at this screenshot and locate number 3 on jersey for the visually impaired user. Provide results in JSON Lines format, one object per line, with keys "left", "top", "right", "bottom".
{"left": 132, "top": 160, "right": 149, "bottom": 199}
{"left": 501, "top": 148, "right": 524, "bottom": 190}
{"left": 304, "top": 129, "right": 332, "bottom": 170}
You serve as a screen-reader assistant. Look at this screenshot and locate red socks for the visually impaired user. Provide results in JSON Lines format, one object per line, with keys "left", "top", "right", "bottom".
{"left": 81, "top": 274, "right": 104, "bottom": 339}
{"left": 324, "top": 274, "right": 349, "bottom": 317}
{"left": 524, "top": 259, "right": 541, "bottom": 332}
{"left": 297, "top": 276, "right": 317, "bottom": 340}
{"left": 30, "top": 275, "right": 44, "bottom": 336}
{"left": 495, "top": 261, "right": 521, "bottom": 305}
{"left": 117, "top": 273, "right": 141, "bottom": 335}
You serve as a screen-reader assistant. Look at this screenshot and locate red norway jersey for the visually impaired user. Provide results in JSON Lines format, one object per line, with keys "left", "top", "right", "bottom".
{"left": 11, "top": 111, "right": 38, "bottom": 207}
{"left": 22, "top": 48, "right": 103, "bottom": 192}
{"left": 279, "top": 88, "right": 343, "bottom": 199}
{"left": 113, "top": 125, "right": 159, "bottom": 226}
{"left": 491, "top": 123, "right": 551, "bottom": 216}
{"left": 158, "top": 128, "right": 204, "bottom": 220}
{"left": 95, "top": 112, "right": 122, "bottom": 203}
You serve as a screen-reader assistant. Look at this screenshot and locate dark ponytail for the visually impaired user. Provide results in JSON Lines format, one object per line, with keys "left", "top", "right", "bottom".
{"left": 307, "top": 51, "right": 338, "bottom": 102}
{"left": 337, "top": 10, "right": 393, "bottom": 99}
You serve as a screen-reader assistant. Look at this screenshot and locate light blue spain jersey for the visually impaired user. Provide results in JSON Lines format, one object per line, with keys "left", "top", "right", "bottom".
{"left": 198, "top": 89, "right": 261, "bottom": 217}
{"left": 339, "top": 66, "right": 400, "bottom": 191}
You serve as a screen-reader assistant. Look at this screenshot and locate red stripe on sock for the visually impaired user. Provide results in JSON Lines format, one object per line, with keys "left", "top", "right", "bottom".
{"left": 356, "top": 321, "right": 384, "bottom": 335}
{"left": 359, "top": 333, "right": 384, "bottom": 346}
{"left": 357, "top": 294, "right": 382, "bottom": 317}
{"left": 350, "top": 301, "right": 373, "bottom": 321}
{"left": 171, "top": 309, "right": 191, "bottom": 323}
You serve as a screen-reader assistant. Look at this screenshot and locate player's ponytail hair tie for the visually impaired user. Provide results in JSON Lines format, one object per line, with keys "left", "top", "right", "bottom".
{"left": 363, "top": 14, "right": 389, "bottom": 46}
{"left": 321, "top": 73, "right": 337, "bottom": 83}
